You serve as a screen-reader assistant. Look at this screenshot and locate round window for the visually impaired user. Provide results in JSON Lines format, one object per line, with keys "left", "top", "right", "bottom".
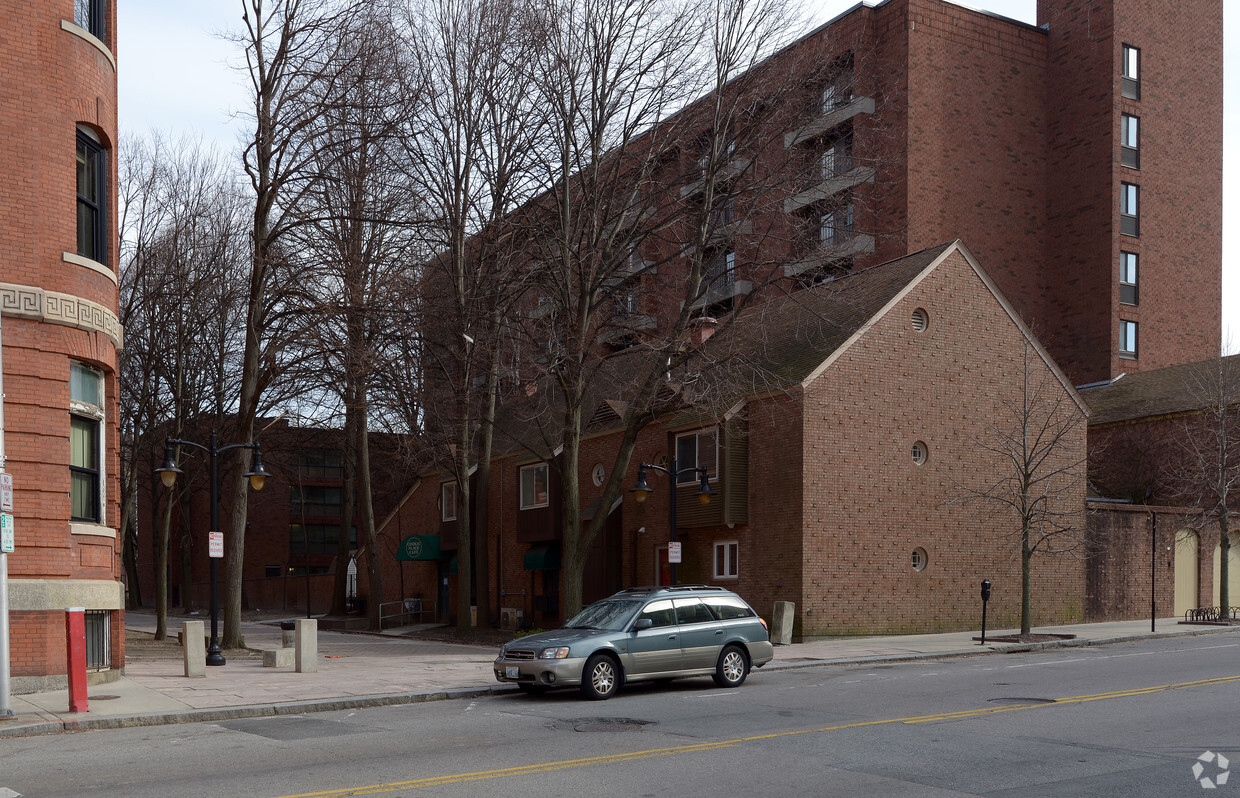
{"left": 912, "top": 440, "right": 928, "bottom": 465}
{"left": 912, "top": 308, "right": 929, "bottom": 332}
{"left": 592, "top": 464, "right": 606, "bottom": 486}
{"left": 912, "top": 547, "right": 928, "bottom": 572}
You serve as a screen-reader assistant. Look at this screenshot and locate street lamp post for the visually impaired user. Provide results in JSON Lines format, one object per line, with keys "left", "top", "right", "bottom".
{"left": 157, "top": 433, "right": 269, "bottom": 666}
{"left": 630, "top": 458, "right": 712, "bottom": 586}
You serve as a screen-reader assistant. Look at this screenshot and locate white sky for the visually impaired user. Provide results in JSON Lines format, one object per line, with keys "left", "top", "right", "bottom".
{"left": 118, "top": 0, "right": 1239, "bottom": 345}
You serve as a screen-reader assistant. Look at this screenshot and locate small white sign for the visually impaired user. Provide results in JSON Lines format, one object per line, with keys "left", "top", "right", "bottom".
{"left": 668, "top": 541, "right": 682, "bottom": 564}
{"left": 1, "top": 513, "right": 14, "bottom": 553}
{"left": 208, "top": 531, "right": 224, "bottom": 558}
{"left": 1, "top": 473, "right": 12, "bottom": 513}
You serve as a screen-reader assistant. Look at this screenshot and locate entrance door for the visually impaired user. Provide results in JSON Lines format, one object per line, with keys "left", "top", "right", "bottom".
{"left": 1174, "top": 529, "right": 1198, "bottom": 616}
{"left": 437, "top": 560, "right": 451, "bottom": 622}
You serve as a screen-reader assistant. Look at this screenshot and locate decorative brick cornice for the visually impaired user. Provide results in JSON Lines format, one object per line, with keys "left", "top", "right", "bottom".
{"left": 0, "top": 282, "right": 123, "bottom": 349}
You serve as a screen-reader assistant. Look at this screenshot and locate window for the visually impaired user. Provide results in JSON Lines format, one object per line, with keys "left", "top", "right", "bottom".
{"left": 705, "top": 250, "right": 735, "bottom": 289}
{"left": 714, "top": 540, "right": 739, "bottom": 579}
{"left": 288, "top": 523, "right": 355, "bottom": 556}
{"left": 911, "top": 440, "right": 928, "bottom": 466}
{"left": 1120, "top": 320, "right": 1138, "bottom": 358}
{"left": 1120, "top": 252, "right": 1139, "bottom": 305}
{"left": 520, "top": 463, "right": 549, "bottom": 509}
{"left": 84, "top": 609, "right": 110, "bottom": 670}
{"left": 76, "top": 127, "right": 107, "bottom": 264}
{"left": 1120, "top": 182, "right": 1139, "bottom": 237}
{"left": 74, "top": 0, "right": 107, "bottom": 41}
{"left": 819, "top": 202, "right": 854, "bottom": 246}
{"left": 637, "top": 598, "right": 675, "bottom": 628}
{"left": 911, "top": 548, "right": 928, "bottom": 572}
{"left": 818, "top": 131, "right": 853, "bottom": 180}
{"left": 1121, "top": 114, "right": 1139, "bottom": 168}
{"left": 290, "top": 485, "right": 343, "bottom": 517}
{"left": 297, "top": 448, "right": 343, "bottom": 479}
{"left": 69, "top": 363, "right": 103, "bottom": 523}
{"left": 1121, "top": 44, "right": 1140, "bottom": 100}
{"left": 675, "top": 428, "right": 718, "bottom": 483}
{"left": 674, "top": 597, "right": 717, "bottom": 624}
{"left": 441, "top": 481, "right": 456, "bottom": 521}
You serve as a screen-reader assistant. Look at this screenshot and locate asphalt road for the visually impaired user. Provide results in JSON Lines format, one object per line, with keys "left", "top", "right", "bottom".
{"left": 5, "top": 634, "right": 1239, "bottom": 797}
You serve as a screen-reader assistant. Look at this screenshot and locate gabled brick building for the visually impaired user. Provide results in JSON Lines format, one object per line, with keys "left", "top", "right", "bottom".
{"left": 386, "top": 242, "right": 1092, "bottom": 636}
{"left": 0, "top": 0, "right": 124, "bottom": 692}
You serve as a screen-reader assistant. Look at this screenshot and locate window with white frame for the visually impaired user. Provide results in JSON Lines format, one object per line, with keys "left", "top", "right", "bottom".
{"left": 1120, "top": 320, "right": 1138, "bottom": 358}
{"left": 1120, "top": 251, "right": 1138, "bottom": 305}
{"left": 1120, "top": 182, "right": 1139, "bottom": 237}
{"left": 441, "top": 481, "right": 456, "bottom": 521}
{"left": 675, "top": 428, "right": 718, "bottom": 484}
{"left": 1121, "top": 114, "right": 1139, "bottom": 169}
{"left": 70, "top": 363, "right": 104, "bottom": 523}
{"left": 1121, "top": 43, "right": 1140, "bottom": 100}
{"left": 520, "top": 463, "right": 549, "bottom": 509}
{"left": 714, "top": 540, "right": 738, "bottom": 579}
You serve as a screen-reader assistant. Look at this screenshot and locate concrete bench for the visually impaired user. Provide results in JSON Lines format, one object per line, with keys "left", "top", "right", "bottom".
{"left": 263, "top": 647, "right": 295, "bottom": 668}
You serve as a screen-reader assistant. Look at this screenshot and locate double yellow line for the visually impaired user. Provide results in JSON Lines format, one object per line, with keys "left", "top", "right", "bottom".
{"left": 275, "top": 674, "right": 1240, "bottom": 797}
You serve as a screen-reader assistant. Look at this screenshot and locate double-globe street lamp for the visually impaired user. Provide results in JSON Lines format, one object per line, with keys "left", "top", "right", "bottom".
{"left": 157, "top": 434, "right": 270, "bottom": 666}
{"left": 630, "top": 459, "right": 712, "bottom": 586}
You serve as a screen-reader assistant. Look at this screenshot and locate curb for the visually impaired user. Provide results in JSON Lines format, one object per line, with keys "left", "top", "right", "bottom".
{"left": 2, "top": 625, "right": 1234, "bottom": 738}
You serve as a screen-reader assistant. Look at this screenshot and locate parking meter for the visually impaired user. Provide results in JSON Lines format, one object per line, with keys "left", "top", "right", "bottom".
{"left": 979, "top": 579, "right": 992, "bottom": 645}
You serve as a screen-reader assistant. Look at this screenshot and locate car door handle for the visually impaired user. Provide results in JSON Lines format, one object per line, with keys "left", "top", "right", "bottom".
{"left": 715, "top": 629, "right": 724, "bottom": 635}
{"left": 667, "top": 635, "right": 676, "bottom": 641}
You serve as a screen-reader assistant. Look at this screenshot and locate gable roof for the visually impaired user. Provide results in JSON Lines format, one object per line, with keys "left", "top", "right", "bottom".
{"left": 1080, "top": 354, "right": 1240, "bottom": 426}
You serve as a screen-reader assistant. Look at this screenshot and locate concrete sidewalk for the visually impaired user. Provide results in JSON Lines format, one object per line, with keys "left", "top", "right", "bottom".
{"left": 2, "top": 614, "right": 1236, "bottom": 738}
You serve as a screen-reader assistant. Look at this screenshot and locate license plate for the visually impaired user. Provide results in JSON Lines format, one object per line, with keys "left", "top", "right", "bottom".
{"left": 506, "top": 666, "right": 520, "bottom": 679}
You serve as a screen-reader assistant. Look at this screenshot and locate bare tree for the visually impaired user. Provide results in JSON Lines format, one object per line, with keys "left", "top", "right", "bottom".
{"left": 1167, "top": 353, "right": 1240, "bottom": 614}
{"left": 955, "top": 339, "right": 1088, "bottom": 635}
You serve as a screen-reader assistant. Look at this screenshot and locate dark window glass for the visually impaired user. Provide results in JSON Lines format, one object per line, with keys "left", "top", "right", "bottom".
{"left": 1121, "top": 114, "right": 1139, "bottom": 169}
{"left": 1121, "top": 44, "right": 1140, "bottom": 100}
{"left": 76, "top": 130, "right": 107, "bottom": 263}
{"left": 674, "top": 598, "right": 716, "bottom": 625}
{"left": 70, "top": 415, "right": 100, "bottom": 522}
{"left": 1120, "top": 252, "right": 1138, "bottom": 305}
{"left": 74, "top": 0, "right": 106, "bottom": 41}
{"left": 1120, "top": 182, "right": 1139, "bottom": 237}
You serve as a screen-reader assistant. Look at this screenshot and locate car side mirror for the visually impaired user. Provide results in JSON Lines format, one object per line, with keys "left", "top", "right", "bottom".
{"left": 632, "top": 618, "right": 653, "bottom": 631}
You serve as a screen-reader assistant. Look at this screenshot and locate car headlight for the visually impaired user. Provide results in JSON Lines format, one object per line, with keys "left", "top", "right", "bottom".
{"left": 539, "top": 647, "right": 570, "bottom": 659}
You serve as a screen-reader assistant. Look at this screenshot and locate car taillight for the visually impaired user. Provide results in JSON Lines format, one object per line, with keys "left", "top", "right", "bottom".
{"left": 760, "top": 617, "right": 768, "bottom": 631}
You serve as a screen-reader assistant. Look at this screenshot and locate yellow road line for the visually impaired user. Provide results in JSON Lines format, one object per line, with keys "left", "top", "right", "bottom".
{"left": 272, "top": 673, "right": 1240, "bottom": 797}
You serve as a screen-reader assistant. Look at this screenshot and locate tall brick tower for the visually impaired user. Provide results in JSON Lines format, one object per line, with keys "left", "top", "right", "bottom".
{"left": 1039, "top": 0, "right": 1222, "bottom": 382}
{"left": 0, "top": 0, "right": 124, "bottom": 692}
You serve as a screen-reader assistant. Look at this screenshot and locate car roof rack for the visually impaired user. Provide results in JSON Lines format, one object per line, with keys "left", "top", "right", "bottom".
{"left": 614, "top": 585, "right": 727, "bottom": 596}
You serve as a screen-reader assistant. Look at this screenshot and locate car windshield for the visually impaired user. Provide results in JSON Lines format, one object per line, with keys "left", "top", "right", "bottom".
{"left": 564, "top": 599, "right": 642, "bottom": 631}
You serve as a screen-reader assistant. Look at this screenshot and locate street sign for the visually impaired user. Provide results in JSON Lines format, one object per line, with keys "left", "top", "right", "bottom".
{"left": 1, "top": 513, "right": 13, "bottom": 553}
{"left": 0, "top": 473, "right": 12, "bottom": 512}
{"left": 668, "top": 541, "right": 682, "bottom": 564}
{"left": 208, "top": 531, "right": 224, "bottom": 558}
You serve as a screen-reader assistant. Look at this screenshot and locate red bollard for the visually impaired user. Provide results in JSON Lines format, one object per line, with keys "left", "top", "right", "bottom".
{"left": 65, "top": 607, "right": 88, "bottom": 713}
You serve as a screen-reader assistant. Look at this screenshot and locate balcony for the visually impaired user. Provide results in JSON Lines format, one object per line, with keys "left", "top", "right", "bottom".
{"left": 784, "top": 96, "right": 875, "bottom": 149}
{"left": 783, "top": 233, "right": 875, "bottom": 278}
{"left": 783, "top": 164, "right": 875, "bottom": 213}
{"left": 598, "top": 312, "right": 657, "bottom": 343}
{"left": 681, "top": 157, "right": 752, "bottom": 199}
{"left": 692, "top": 277, "right": 752, "bottom": 310}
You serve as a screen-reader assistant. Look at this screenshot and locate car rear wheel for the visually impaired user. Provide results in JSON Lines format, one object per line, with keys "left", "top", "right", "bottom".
{"left": 581, "top": 653, "right": 620, "bottom": 700}
{"left": 713, "top": 645, "right": 749, "bottom": 688}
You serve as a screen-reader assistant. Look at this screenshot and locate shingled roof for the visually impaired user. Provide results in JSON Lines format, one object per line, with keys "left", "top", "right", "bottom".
{"left": 1080, "top": 354, "right": 1240, "bottom": 426}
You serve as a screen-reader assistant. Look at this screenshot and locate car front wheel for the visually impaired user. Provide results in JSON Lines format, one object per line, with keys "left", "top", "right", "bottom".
{"left": 713, "top": 645, "right": 749, "bottom": 688}
{"left": 581, "top": 653, "right": 620, "bottom": 700}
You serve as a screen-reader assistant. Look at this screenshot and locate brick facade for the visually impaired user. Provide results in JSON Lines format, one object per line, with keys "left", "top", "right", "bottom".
{"left": 1, "top": 0, "right": 125, "bottom": 693}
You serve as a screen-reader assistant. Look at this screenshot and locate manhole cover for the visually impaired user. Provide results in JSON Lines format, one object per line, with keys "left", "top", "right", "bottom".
{"left": 89, "top": 695, "right": 120, "bottom": 701}
{"left": 573, "top": 718, "right": 648, "bottom": 733}
{"left": 988, "top": 697, "right": 1056, "bottom": 706}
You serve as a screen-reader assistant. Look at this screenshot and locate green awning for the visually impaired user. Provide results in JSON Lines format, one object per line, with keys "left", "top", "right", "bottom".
{"left": 448, "top": 555, "right": 458, "bottom": 575}
{"left": 397, "top": 535, "right": 441, "bottom": 561}
{"left": 523, "top": 545, "right": 562, "bottom": 571}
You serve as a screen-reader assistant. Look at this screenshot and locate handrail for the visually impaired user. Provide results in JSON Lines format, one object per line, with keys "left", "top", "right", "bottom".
{"left": 378, "top": 597, "right": 436, "bottom": 628}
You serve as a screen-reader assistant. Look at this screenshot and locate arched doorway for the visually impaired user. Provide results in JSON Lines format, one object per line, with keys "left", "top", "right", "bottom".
{"left": 1173, "top": 529, "right": 1198, "bottom": 616}
{"left": 1211, "top": 534, "right": 1240, "bottom": 608}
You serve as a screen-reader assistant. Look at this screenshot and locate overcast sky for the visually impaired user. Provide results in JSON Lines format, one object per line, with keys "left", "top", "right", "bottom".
{"left": 117, "top": 0, "right": 1239, "bottom": 347}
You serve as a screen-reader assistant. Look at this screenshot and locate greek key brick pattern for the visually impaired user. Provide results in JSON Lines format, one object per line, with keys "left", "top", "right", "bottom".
{"left": 0, "top": 282, "right": 122, "bottom": 349}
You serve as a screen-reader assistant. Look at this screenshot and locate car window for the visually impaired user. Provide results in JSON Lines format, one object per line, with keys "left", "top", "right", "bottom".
{"left": 703, "top": 596, "right": 756, "bottom": 621}
{"left": 636, "top": 599, "right": 675, "bottom": 628}
{"left": 565, "top": 599, "right": 642, "bottom": 630}
{"left": 673, "top": 598, "right": 716, "bottom": 625}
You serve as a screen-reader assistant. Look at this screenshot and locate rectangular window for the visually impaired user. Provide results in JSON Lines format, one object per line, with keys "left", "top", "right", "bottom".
{"left": 1121, "top": 114, "right": 1139, "bottom": 168}
{"left": 74, "top": 0, "right": 106, "bottom": 41}
{"left": 84, "top": 609, "right": 110, "bottom": 670}
{"left": 1120, "top": 251, "right": 1138, "bottom": 305}
{"left": 705, "top": 250, "right": 735, "bottom": 288}
{"left": 1121, "top": 44, "right": 1140, "bottom": 100}
{"left": 288, "top": 523, "right": 355, "bottom": 556}
{"left": 290, "top": 485, "right": 343, "bottom": 517}
{"left": 69, "top": 363, "right": 103, "bottom": 524}
{"left": 1120, "top": 320, "right": 1138, "bottom": 358}
{"left": 520, "top": 463, "right": 549, "bottom": 509}
{"left": 297, "top": 448, "right": 343, "bottom": 479}
{"left": 441, "top": 481, "right": 456, "bottom": 522}
{"left": 76, "top": 128, "right": 107, "bottom": 264}
{"left": 675, "top": 428, "right": 718, "bottom": 484}
{"left": 714, "top": 541, "right": 738, "bottom": 579}
{"left": 1120, "top": 182, "right": 1139, "bottom": 236}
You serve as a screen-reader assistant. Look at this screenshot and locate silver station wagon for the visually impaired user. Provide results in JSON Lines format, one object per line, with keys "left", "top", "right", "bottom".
{"left": 493, "top": 585, "right": 775, "bottom": 700}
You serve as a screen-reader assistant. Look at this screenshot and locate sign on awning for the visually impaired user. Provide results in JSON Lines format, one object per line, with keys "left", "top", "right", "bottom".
{"left": 397, "top": 535, "right": 441, "bottom": 561}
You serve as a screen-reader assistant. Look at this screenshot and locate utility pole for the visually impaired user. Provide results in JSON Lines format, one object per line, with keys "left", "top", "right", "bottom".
{"left": 0, "top": 316, "right": 13, "bottom": 716}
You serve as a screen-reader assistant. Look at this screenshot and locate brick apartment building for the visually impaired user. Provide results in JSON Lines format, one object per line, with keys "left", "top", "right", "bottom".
{"left": 372, "top": 0, "right": 1223, "bottom": 636}
{"left": 0, "top": 0, "right": 125, "bottom": 691}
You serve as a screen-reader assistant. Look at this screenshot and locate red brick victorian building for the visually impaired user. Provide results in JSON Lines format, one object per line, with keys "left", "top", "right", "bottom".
{"left": 0, "top": 0, "right": 124, "bottom": 691}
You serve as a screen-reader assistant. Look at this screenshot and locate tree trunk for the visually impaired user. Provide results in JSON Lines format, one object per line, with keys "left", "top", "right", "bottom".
{"left": 1021, "top": 524, "right": 1032, "bottom": 635}
{"left": 1219, "top": 511, "right": 1230, "bottom": 612}
{"left": 178, "top": 483, "right": 195, "bottom": 613}
{"left": 357, "top": 404, "right": 382, "bottom": 630}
